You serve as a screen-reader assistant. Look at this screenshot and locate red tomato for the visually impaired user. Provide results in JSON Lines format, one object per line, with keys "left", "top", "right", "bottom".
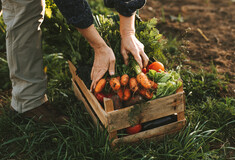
{"left": 148, "top": 62, "right": 165, "bottom": 72}
{"left": 95, "top": 93, "right": 106, "bottom": 103}
{"left": 142, "top": 68, "right": 147, "bottom": 74}
{"left": 126, "top": 124, "right": 142, "bottom": 135}
{"left": 95, "top": 93, "right": 113, "bottom": 103}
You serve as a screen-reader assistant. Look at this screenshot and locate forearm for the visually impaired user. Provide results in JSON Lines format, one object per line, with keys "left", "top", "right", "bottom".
{"left": 77, "top": 24, "right": 107, "bottom": 49}
{"left": 119, "top": 13, "right": 136, "bottom": 37}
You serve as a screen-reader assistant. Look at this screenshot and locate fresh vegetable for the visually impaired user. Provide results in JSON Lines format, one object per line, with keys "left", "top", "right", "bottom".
{"left": 123, "top": 95, "right": 143, "bottom": 107}
{"left": 117, "top": 88, "right": 123, "bottom": 100}
{"left": 139, "top": 88, "right": 154, "bottom": 99}
{"left": 95, "top": 93, "right": 106, "bottom": 103}
{"left": 121, "top": 74, "right": 129, "bottom": 86}
{"left": 156, "top": 81, "right": 182, "bottom": 98}
{"left": 129, "top": 77, "right": 139, "bottom": 92}
{"left": 110, "top": 95, "right": 122, "bottom": 110}
{"left": 94, "top": 78, "right": 106, "bottom": 93}
{"left": 149, "top": 80, "right": 158, "bottom": 89}
{"left": 123, "top": 88, "right": 131, "bottom": 101}
{"left": 142, "top": 68, "right": 147, "bottom": 74}
{"left": 109, "top": 77, "right": 121, "bottom": 91}
{"left": 117, "top": 76, "right": 121, "bottom": 81}
{"left": 147, "top": 69, "right": 182, "bottom": 98}
{"left": 131, "top": 60, "right": 151, "bottom": 89}
{"left": 136, "top": 73, "right": 151, "bottom": 89}
{"left": 95, "top": 92, "right": 112, "bottom": 103}
{"left": 148, "top": 61, "right": 165, "bottom": 72}
{"left": 126, "top": 124, "right": 142, "bottom": 135}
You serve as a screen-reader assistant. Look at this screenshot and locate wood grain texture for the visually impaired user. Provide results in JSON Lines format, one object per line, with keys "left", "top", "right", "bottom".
{"left": 69, "top": 61, "right": 108, "bottom": 126}
{"left": 107, "top": 92, "right": 185, "bottom": 132}
{"left": 72, "top": 80, "right": 102, "bottom": 129}
{"left": 112, "top": 119, "right": 186, "bottom": 145}
{"left": 104, "top": 98, "right": 118, "bottom": 140}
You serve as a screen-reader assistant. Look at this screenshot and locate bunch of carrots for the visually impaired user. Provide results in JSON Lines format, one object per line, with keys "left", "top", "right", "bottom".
{"left": 93, "top": 60, "right": 165, "bottom": 108}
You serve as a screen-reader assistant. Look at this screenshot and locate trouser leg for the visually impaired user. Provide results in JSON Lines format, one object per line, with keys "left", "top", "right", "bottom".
{"left": 2, "top": 0, "right": 48, "bottom": 113}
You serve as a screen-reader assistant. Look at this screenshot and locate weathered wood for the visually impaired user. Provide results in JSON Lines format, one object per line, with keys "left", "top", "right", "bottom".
{"left": 104, "top": 98, "right": 114, "bottom": 113}
{"left": 107, "top": 92, "right": 185, "bottom": 132}
{"left": 69, "top": 61, "right": 108, "bottom": 126}
{"left": 177, "top": 111, "right": 185, "bottom": 121}
{"left": 72, "top": 80, "right": 102, "bottom": 129}
{"left": 75, "top": 76, "right": 108, "bottom": 126}
{"left": 68, "top": 60, "right": 77, "bottom": 80}
{"left": 112, "top": 119, "right": 186, "bottom": 145}
{"left": 176, "top": 82, "right": 183, "bottom": 93}
{"left": 68, "top": 60, "right": 186, "bottom": 145}
{"left": 104, "top": 98, "right": 118, "bottom": 140}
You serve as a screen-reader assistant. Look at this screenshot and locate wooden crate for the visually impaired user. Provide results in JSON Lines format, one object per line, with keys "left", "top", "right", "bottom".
{"left": 68, "top": 61, "right": 186, "bottom": 146}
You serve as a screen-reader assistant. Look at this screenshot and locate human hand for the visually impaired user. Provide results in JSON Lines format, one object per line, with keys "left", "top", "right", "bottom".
{"left": 76, "top": 25, "right": 116, "bottom": 91}
{"left": 121, "top": 34, "right": 149, "bottom": 68}
{"left": 119, "top": 14, "right": 149, "bottom": 68}
{"left": 90, "top": 45, "right": 116, "bottom": 91}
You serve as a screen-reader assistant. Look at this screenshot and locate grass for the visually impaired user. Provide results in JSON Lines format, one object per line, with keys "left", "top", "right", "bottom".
{"left": 0, "top": 0, "right": 235, "bottom": 159}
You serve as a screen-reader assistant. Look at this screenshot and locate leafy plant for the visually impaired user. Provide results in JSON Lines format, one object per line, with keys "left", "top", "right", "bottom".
{"left": 187, "top": 97, "right": 235, "bottom": 140}
{"left": 180, "top": 68, "right": 227, "bottom": 104}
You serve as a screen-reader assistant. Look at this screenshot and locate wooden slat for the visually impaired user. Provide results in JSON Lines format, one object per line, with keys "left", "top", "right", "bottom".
{"left": 177, "top": 111, "right": 185, "bottom": 121}
{"left": 68, "top": 60, "right": 77, "bottom": 80}
{"left": 104, "top": 98, "right": 114, "bottom": 112}
{"left": 72, "top": 80, "right": 102, "bottom": 129}
{"left": 176, "top": 82, "right": 183, "bottom": 93}
{"left": 104, "top": 98, "right": 117, "bottom": 140}
{"left": 75, "top": 76, "right": 108, "bottom": 126}
{"left": 112, "top": 119, "right": 186, "bottom": 145}
{"left": 107, "top": 92, "right": 185, "bottom": 132}
{"left": 68, "top": 61, "right": 108, "bottom": 126}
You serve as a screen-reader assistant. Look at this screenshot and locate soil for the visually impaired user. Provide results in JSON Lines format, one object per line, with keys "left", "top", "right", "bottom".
{"left": 140, "top": 0, "right": 235, "bottom": 97}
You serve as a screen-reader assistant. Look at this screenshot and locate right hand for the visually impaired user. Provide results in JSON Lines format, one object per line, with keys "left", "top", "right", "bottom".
{"left": 90, "top": 45, "right": 116, "bottom": 91}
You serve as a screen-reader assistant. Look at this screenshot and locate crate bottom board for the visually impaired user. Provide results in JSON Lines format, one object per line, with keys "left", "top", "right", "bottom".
{"left": 72, "top": 79, "right": 186, "bottom": 145}
{"left": 112, "top": 119, "right": 185, "bottom": 145}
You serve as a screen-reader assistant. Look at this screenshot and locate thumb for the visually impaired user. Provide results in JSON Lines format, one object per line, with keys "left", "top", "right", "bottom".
{"left": 109, "top": 57, "right": 116, "bottom": 76}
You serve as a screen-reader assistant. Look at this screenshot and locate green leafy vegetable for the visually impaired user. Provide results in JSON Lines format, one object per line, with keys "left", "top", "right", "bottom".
{"left": 147, "top": 69, "right": 182, "bottom": 98}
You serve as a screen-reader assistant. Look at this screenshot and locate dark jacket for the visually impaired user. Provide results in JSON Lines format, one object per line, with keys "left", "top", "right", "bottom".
{"left": 53, "top": 0, "right": 146, "bottom": 28}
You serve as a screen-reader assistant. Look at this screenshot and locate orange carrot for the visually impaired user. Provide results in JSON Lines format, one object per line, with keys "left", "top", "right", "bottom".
{"left": 121, "top": 74, "right": 129, "bottom": 86}
{"left": 123, "top": 88, "right": 131, "bottom": 101}
{"left": 136, "top": 73, "right": 141, "bottom": 83}
{"left": 94, "top": 78, "right": 106, "bottom": 93}
{"left": 117, "top": 88, "right": 123, "bottom": 100}
{"left": 149, "top": 80, "right": 158, "bottom": 89}
{"left": 116, "top": 76, "right": 120, "bottom": 81}
{"left": 139, "top": 88, "right": 153, "bottom": 99}
{"left": 109, "top": 77, "right": 121, "bottom": 91}
{"left": 136, "top": 73, "right": 151, "bottom": 89}
{"left": 129, "top": 77, "right": 139, "bottom": 92}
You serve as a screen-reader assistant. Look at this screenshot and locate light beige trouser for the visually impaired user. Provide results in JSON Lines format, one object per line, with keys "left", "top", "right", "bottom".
{"left": 2, "top": 0, "right": 48, "bottom": 113}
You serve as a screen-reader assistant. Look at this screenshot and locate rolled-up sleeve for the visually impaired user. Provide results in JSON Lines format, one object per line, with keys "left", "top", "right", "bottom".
{"left": 53, "top": 0, "right": 93, "bottom": 29}
{"left": 104, "top": 0, "right": 146, "bottom": 17}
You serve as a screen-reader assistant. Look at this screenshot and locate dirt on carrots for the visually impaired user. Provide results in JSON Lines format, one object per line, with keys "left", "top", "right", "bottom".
{"left": 140, "top": 0, "right": 235, "bottom": 97}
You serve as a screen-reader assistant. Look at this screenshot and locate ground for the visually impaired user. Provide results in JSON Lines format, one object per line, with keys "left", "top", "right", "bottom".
{"left": 140, "top": 0, "right": 235, "bottom": 97}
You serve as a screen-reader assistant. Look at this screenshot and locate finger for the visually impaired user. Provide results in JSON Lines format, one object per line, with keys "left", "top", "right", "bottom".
{"left": 134, "top": 54, "right": 143, "bottom": 69}
{"left": 90, "top": 80, "right": 95, "bottom": 92}
{"left": 140, "top": 51, "right": 149, "bottom": 68}
{"left": 90, "top": 69, "right": 106, "bottom": 90}
{"left": 131, "top": 48, "right": 143, "bottom": 68}
{"left": 109, "top": 57, "right": 116, "bottom": 76}
{"left": 121, "top": 49, "right": 129, "bottom": 65}
{"left": 91, "top": 67, "right": 94, "bottom": 80}
{"left": 93, "top": 69, "right": 107, "bottom": 87}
